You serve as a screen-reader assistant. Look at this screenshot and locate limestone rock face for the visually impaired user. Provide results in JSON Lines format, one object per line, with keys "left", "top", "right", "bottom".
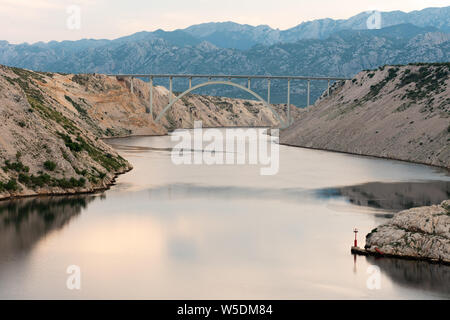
{"left": 365, "top": 200, "right": 450, "bottom": 262}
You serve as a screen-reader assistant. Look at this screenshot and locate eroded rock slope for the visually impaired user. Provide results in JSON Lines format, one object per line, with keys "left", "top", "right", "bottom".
{"left": 281, "top": 63, "right": 450, "bottom": 168}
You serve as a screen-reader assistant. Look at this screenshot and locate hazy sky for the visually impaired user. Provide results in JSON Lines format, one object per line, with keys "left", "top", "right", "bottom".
{"left": 1, "top": 0, "right": 449, "bottom": 44}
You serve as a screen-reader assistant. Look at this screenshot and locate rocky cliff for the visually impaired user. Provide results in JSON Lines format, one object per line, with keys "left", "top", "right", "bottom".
{"left": 365, "top": 200, "right": 450, "bottom": 263}
{"left": 0, "top": 65, "right": 291, "bottom": 200}
{"left": 281, "top": 63, "right": 450, "bottom": 168}
{"left": 0, "top": 65, "right": 132, "bottom": 200}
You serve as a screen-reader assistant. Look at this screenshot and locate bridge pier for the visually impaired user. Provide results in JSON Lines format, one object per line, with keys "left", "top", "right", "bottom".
{"left": 130, "top": 77, "right": 134, "bottom": 94}
{"left": 169, "top": 76, "right": 173, "bottom": 103}
{"left": 307, "top": 79, "right": 310, "bottom": 107}
{"left": 328, "top": 79, "right": 330, "bottom": 97}
{"left": 148, "top": 76, "right": 153, "bottom": 116}
{"left": 267, "top": 78, "right": 271, "bottom": 104}
{"left": 287, "top": 78, "right": 291, "bottom": 126}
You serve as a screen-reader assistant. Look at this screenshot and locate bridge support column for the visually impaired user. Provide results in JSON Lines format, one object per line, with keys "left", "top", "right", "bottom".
{"left": 307, "top": 79, "right": 310, "bottom": 107}
{"left": 169, "top": 76, "right": 173, "bottom": 104}
{"left": 130, "top": 77, "right": 134, "bottom": 94}
{"left": 287, "top": 78, "right": 291, "bottom": 126}
{"left": 327, "top": 79, "right": 330, "bottom": 97}
{"left": 147, "top": 76, "right": 153, "bottom": 117}
{"left": 189, "top": 77, "right": 192, "bottom": 89}
{"left": 248, "top": 78, "right": 251, "bottom": 89}
{"left": 267, "top": 78, "right": 271, "bottom": 104}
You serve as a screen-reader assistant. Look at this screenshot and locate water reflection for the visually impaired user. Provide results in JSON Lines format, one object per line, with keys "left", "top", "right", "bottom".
{"left": 0, "top": 196, "right": 96, "bottom": 257}
{"left": 0, "top": 133, "right": 449, "bottom": 299}
{"left": 141, "top": 180, "right": 450, "bottom": 212}
{"left": 365, "top": 256, "right": 450, "bottom": 296}
{"left": 319, "top": 181, "right": 450, "bottom": 211}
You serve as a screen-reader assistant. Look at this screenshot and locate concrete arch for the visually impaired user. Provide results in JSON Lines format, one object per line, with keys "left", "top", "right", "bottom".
{"left": 155, "top": 80, "right": 287, "bottom": 128}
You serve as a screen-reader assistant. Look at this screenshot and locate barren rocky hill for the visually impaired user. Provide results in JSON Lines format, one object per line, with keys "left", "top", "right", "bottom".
{"left": 0, "top": 64, "right": 293, "bottom": 200}
{"left": 0, "top": 65, "right": 132, "bottom": 200}
{"left": 281, "top": 63, "right": 450, "bottom": 168}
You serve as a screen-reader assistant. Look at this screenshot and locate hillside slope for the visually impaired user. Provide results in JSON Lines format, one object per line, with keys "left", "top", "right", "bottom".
{"left": 0, "top": 65, "right": 132, "bottom": 200}
{"left": 281, "top": 63, "right": 450, "bottom": 168}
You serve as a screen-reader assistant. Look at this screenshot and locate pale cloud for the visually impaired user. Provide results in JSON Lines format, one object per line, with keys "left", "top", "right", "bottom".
{"left": 0, "top": 0, "right": 60, "bottom": 9}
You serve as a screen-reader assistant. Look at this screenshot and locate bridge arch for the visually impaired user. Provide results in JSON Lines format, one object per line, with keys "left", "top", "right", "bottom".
{"left": 154, "top": 80, "right": 287, "bottom": 128}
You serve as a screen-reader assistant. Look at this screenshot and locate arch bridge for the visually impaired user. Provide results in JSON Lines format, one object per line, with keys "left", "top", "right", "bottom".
{"left": 108, "top": 74, "right": 348, "bottom": 128}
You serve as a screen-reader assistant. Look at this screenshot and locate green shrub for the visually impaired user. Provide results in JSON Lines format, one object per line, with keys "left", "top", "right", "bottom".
{"left": 79, "top": 177, "right": 86, "bottom": 187}
{"left": 3, "top": 160, "right": 29, "bottom": 173}
{"left": 44, "top": 160, "right": 57, "bottom": 171}
{"left": 75, "top": 168, "right": 87, "bottom": 176}
{"left": 30, "top": 174, "right": 51, "bottom": 187}
{"left": 57, "top": 133, "right": 83, "bottom": 152}
{"left": 55, "top": 177, "right": 86, "bottom": 188}
{"left": 18, "top": 173, "right": 30, "bottom": 184}
{"left": 5, "top": 179, "right": 18, "bottom": 191}
{"left": 64, "top": 95, "right": 87, "bottom": 116}
{"left": 89, "top": 176, "right": 99, "bottom": 184}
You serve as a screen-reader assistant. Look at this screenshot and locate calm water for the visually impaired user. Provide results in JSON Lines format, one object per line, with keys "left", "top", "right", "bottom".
{"left": 0, "top": 131, "right": 449, "bottom": 299}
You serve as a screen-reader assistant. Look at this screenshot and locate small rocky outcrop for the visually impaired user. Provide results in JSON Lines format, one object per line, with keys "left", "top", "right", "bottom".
{"left": 365, "top": 200, "right": 450, "bottom": 263}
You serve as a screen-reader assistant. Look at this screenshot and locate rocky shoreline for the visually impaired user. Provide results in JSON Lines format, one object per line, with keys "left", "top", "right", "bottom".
{"left": 280, "top": 142, "right": 450, "bottom": 171}
{"left": 352, "top": 200, "right": 450, "bottom": 265}
{"left": 0, "top": 164, "right": 133, "bottom": 202}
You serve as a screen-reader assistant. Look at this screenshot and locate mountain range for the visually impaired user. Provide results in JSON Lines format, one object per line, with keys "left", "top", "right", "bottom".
{"left": 0, "top": 6, "right": 449, "bottom": 105}
{"left": 183, "top": 6, "right": 450, "bottom": 49}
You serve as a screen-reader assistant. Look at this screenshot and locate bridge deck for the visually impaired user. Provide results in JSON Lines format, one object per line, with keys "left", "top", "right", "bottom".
{"left": 107, "top": 74, "right": 349, "bottom": 81}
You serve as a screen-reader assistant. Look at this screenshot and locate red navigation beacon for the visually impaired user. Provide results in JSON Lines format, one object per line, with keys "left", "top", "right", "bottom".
{"left": 353, "top": 228, "right": 358, "bottom": 247}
